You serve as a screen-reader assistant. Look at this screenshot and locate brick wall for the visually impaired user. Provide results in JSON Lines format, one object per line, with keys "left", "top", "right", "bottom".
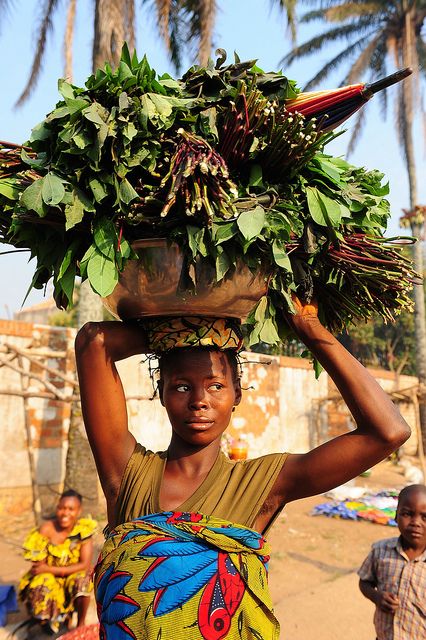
{"left": 0, "top": 320, "right": 419, "bottom": 520}
{"left": 0, "top": 320, "right": 76, "bottom": 521}
{"left": 326, "top": 368, "right": 419, "bottom": 456}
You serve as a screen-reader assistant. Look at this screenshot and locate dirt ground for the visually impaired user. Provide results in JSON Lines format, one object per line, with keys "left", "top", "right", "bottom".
{"left": 0, "top": 460, "right": 410, "bottom": 640}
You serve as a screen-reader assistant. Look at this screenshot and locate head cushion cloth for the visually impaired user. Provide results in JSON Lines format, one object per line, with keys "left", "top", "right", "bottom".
{"left": 145, "top": 316, "right": 244, "bottom": 353}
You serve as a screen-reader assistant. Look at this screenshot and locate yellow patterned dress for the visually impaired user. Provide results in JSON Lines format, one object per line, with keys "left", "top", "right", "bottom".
{"left": 19, "top": 518, "right": 97, "bottom": 631}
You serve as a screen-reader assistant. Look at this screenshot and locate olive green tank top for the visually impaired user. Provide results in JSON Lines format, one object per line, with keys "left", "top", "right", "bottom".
{"left": 116, "top": 443, "right": 288, "bottom": 534}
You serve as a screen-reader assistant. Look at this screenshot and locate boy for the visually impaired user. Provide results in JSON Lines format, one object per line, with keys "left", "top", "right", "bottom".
{"left": 358, "top": 484, "right": 426, "bottom": 639}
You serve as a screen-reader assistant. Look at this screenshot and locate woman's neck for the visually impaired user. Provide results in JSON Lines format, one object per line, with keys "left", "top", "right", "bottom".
{"left": 167, "top": 438, "right": 221, "bottom": 477}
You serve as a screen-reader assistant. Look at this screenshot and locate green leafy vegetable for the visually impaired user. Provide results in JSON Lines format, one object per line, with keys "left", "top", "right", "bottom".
{"left": 0, "top": 48, "right": 419, "bottom": 346}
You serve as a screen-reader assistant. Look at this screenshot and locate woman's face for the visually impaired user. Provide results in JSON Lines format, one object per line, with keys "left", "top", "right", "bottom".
{"left": 55, "top": 496, "right": 81, "bottom": 530}
{"left": 159, "top": 349, "right": 242, "bottom": 448}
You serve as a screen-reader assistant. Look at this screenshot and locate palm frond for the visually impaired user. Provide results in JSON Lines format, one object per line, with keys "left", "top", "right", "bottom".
{"left": 320, "top": 0, "right": 389, "bottom": 7}
{"left": 0, "top": 0, "right": 16, "bottom": 33}
{"left": 155, "top": 0, "right": 172, "bottom": 50}
{"left": 299, "top": 9, "right": 339, "bottom": 23}
{"left": 167, "top": 5, "right": 186, "bottom": 72}
{"left": 368, "top": 36, "right": 389, "bottom": 117}
{"left": 345, "top": 31, "right": 383, "bottom": 83}
{"left": 386, "top": 33, "right": 400, "bottom": 68}
{"left": 15, "top": 0, "right": 62, "bottom": 106}
{"left": 271, "top": 0, "right": 298, "bottom": 41}
{"left": 300, "top": 5, "right": 383, "bottom": 25}
{"left": 301, "top": 36, "right": 375, "bottom": 89}
{"left": 179, "top": 0, "right": 217, "bottom": 67}
{"left": 282, "top": 19, "right": 378, "bottom": 66}
{"left": 324, "top": 2, "right": 389, "bottom": 22}
{"left": 417, "top": 37, "right": 426, "bottom": 73}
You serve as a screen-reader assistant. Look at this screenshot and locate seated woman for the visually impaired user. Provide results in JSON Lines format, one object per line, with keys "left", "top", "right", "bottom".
{"left": 75, "top": 301, "right": 411, "bottom": 639}
{"left": 19, "top": 489, "right": 97, "bottom": 633}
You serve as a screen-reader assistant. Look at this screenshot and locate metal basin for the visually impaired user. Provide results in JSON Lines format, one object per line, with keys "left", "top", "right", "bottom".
{"left": 102, "top": 239, "right": 269, "bottom": 320}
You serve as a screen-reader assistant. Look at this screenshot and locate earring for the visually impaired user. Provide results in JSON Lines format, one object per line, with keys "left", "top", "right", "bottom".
{"left": 232, "top": 406, "right": 235, "bottom": 413}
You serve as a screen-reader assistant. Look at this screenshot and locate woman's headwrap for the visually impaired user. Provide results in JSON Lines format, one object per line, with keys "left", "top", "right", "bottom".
{"left": 144, "top": 316, "right": 244, "bottom": 353}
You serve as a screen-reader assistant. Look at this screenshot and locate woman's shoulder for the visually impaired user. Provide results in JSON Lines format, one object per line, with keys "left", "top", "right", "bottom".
{"left": 22, "top": 526, "right": 51, "bottom": 560}
{"left": 123, "top": 442, "right": 166, "bottom": 478}
{"left": 39, "top": 519, "right": 55, "bottom": 535}
{"left": 132, "top": 443, "right": 165, "bottom": 459}
{"left": 70, "top": 517, "right": 98, "bottom": 540}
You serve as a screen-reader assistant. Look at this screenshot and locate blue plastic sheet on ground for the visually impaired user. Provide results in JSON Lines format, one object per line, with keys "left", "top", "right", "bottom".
{"left": 311, "top": 490, "right": 398, "bottom": 526}
{"left": 0, "top": 584, "right": 18, "bottom": 626}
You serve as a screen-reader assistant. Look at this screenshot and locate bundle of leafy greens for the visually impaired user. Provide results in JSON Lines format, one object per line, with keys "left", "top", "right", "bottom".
{"left": 0, "top": 46, "right": 418, "bottom": 347}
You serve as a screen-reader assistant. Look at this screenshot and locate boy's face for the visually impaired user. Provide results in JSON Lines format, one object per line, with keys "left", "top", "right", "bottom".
{"left": 396, "top": 489, "right": 426, "bottom": 549}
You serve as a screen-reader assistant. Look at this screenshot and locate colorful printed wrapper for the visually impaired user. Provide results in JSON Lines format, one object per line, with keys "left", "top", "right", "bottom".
{"left": 95, "top": 511, "right": 280, "bottom": 639}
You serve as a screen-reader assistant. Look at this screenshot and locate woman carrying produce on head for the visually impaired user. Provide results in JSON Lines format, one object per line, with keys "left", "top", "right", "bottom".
{"left": 75, "top": 297, "right": 410, "bottom": 640}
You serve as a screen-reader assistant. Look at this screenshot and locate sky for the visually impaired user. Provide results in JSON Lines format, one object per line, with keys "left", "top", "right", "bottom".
{"left": 0, "top": 0, "right": 425, "bottom": 318}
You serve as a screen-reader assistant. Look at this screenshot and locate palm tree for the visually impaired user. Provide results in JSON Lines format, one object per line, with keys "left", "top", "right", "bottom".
{"left": 3, "top": 0, "right": 222, "bottom": 327}
{"left": 6, "top": 0, "right": 219, "bottom": 107}
{"left": 6, "top": 0, "right": 224, "bottom": 329}
{"left": 0, "top": 0, "right": 222, "bottom": 508}
{"left": 281, "top": 0, "right": 426, "bottom": 448}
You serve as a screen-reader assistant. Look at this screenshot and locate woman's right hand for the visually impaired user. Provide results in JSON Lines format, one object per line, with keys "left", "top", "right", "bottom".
{"left": 75, "top": 320, "right": 148, "bottom": 364}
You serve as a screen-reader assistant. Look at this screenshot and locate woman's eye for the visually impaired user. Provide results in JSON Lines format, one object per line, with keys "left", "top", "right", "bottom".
{"left": 210, "top": 383, "right": 223, "bottom": 390}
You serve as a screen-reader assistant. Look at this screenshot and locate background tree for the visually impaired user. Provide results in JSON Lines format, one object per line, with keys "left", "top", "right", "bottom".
{"left": 9, "top": 0, "right": 219, "bottom": 105}
{"left": 339, "top": 312, "right": 416, "bottom": 376}
{"left": 281, "top": 0, "right": 426, "bottom": 447}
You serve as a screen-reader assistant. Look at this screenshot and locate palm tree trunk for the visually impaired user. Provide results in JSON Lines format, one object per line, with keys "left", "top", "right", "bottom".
{"left": 401, "top": 13, "right": 426, "bottom": 452}
{"left": 93, "top": 0, "right": 127, "bottom": 71}
{"left": 65, "top": 0, "right": 129, "bottom": 508}
{"left": 65, "top": 284, "right": 104, "bottom": 508}
{"left": 411, "top": 221, "right": 426, "bottom": 450}
{"left": 63, "top": 0, "right": 77, "bottom": 81}
{"left": 198, "top": 0, "right": 216, "bottom": 66}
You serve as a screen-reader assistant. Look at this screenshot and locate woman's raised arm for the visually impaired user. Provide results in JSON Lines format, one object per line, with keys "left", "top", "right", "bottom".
{"left": 266, "top": 299, "right": 411, "bottom": 509}
{"left": 75, "top": 321, "right": 148, "bottom": 514}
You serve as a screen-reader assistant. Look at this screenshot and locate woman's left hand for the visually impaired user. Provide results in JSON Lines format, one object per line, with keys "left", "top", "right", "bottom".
{"left": 290, "top": 294, "right": 318, "bottom": 317}
{"left": 265, "top": 291, "right": 410, "bottom": 508}
{"left": 285, "top": 294, "right": 320, "bottom": 337}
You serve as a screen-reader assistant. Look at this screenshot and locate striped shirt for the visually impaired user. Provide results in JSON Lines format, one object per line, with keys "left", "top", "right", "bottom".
{"left": 358, "top": 536, "right": 426, "bottom": 639}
